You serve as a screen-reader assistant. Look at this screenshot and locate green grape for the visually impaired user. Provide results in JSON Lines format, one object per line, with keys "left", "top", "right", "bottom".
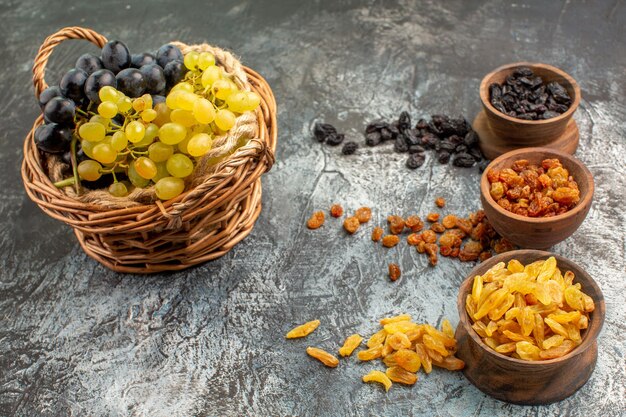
{"left": 92, "top": 143, "right": 117, "bottom": 164}
{"left": 171, "top": 82, "right": 194, "bottom": 93}
{"left": 132, "top": 94, "right": 153, "bottom": 112}
{"left": 117, "top": 96, "right": 133, "bottom": 113}
{"left": 111, "top": 131, "right": 128, "bottom": 151}
{"left": 134, "top": 157, "right": 158, "bottom": 179}
{"left": 177, "top": 136, "right": 191, "bottom": 154}
{"left": 166, "top": 90, "right": 182, "bottom": 109}
{"left": 187, "top": 133, "right": 212, "bottom": 157}
{"left": 159, "top": 122, "right": 187, "bottom": 145}
{"left": 177, "top": 92, "right": 198, "bottom": 111}
{"left": 192, "top": 98, "right": 216, "bottom": 124}
{"left": 183, "top": 51, "right": 199, "bottom": 70}
{"left": 227, "top": 91, "right": 261, "bottom": 113}
{"left": 201, "top": 66, "right": 221, "bottom": 88}
{"left": 212, "top": 79, "right": 235, "bottom": 100}
{"left": 99, "top": 86, "right": 119, "bottom": 103}
{"left": 141, "top": 109, "right": 157, "bottom": 122}
{"left": 133, "top": 123, "right": 158, "bottom": 148}
{"left": 79, "top": 122, "right": 106, "bottom": 142}
{"left": 77, "top": 160, "right": 102, "bottom": 181}
{"left": 152, "top": 161, "right": 170, "bottom": 182}
{"left": 128, "top": 161, "right": 150, "bottom": 188}
{"left": 198, "top": 52, "right": 215, "bottom": 70}
{"left": 81, "top": 140, "right": 95, "bottom": 158}
{"left": 170, "top": 109, "right": 197, "bottom": 127}
{"left": 90, "top": 115, "right": 110, "bottom": 127}
{"left": 126, "top": 121, "right": 146, "bottom": 143}
{"left": 166, "top": 153, "right": 194, "bottom": 178}
{"left": 153, "top": 102, "right": 171, "bottom": 127}
{"left": 148, "top": 142, "right": 174, "bottom": 162}
{"left": 109, "top": 181, "right": 128, "bottom": 197}
{"left": 155, "top": 177, "right": 185, "bottom": 200}
{"left": 214, "top": 109, "right": 236, "bottom": 131}
{"left": 98, "top": 101, "right": 118, "bottom": 118}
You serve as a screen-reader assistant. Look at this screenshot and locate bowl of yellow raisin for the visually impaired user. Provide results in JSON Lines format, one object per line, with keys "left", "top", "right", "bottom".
{"left": 455, "top": 249, "right": 605, "bottom": 405}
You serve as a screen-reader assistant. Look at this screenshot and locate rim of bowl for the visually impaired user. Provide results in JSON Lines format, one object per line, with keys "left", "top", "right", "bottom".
{"left": 480, "top": 147, "right": 594, "bottom": 224}
{"left": 457, "top": 249, "right": 605, "bottom": 365}
{"left": 479, "top": 62, "right": 581, "bottom": 125}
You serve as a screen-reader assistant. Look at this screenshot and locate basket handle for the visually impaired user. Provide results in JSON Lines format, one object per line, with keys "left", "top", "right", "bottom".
{"left": 32, "top": 27, "right": 108, "bottom": 99}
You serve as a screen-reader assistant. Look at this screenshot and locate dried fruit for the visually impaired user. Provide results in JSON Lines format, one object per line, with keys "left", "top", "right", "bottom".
{"left": 385, "top": 366, "right": 418, "bottom": 385}
{"left": 355, "top": 207, "right": 372, "bottom": 223}
{"left": 371, "top": 226, "right": 383, "bottom": 242}
{"left": 407, "top": 233, "right": 422, "bottom": 246}
{"left": 341, "top": 141, "right": 358, "bottom": 155}
{"left": 430, "top": 222, "right": 445, "bottom": 233}
{"left": 362, "top": 370, "right": 392, "bottom": 392}
{"left": 286, "top": 320, "right": 320, "bottom": 339}
{"left": 358, "top": 345, "right": 384, "bottom": 361}
{"left": 466, "top": 257, "right": 594, "bottom": 361}
{"left": 339, "top": 334, "right": 363, "bottom": 357}
{"left": 387, "top": 215, "right": 406, "bottom": 234}
{"left": 307, "top": 347, "right": 339, "bottom": 368}
{"left": 435, "top": 197, "right": 446, "bottom": 207}
{"left": 405, "top": 215, "right": 424, "bottom": 232}
{"left": 306, "top": 211, "right": 325, "bottom": 229}
{"left": 388, "top": 263, "right": 401, "bottom": 281}
{"left": 343, "top": 216, "right": 360, "bottom": 234}
{"left": 426, "top": 212, "right": 440, "bottom": 222}
{"left": 442, "top": 214, "right": 457, "bottom": 229}
{"left": 330, "top": 204, "right": 343, "bottom": 218}
{"left": 382, "top": 235, "right": 400, "bottom": 248}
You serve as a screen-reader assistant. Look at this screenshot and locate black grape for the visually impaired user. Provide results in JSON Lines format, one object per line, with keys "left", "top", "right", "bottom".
{"left": 151, "top": 94, "right": 166, "bottom": 106}
{"left": 140, "top": 64, "right": 166, "bottom": 94}
{"left": 116, "top": 68, "right": 145, "bottom": 97}
{"left": 101, "top": 40, "right": 131, "bottom": 73}
{"left": 75, "top": 53, "right": 104, "bottom": 75}
{"left": 38, "top": 85, "right": 63, "bottom": 110}
{"left": 60, "top": 68, "right": 88, "bottom": 103}
{"left": 131, "top": 53, "right": 156, "bottom": 68}
{"left": 84, "top": 69, "right": 117, "bottom": 104}
{"left": 43, "top": 97, "right": 75, "bottom": 126}
{"left": 156, "top": 44, "right": 183, "bottom": 68}
{"left": 34, "top": 123, "right": 72, "bottom": 153}
{"left": 163, "top": 60, "right": 187, "bottom": 88}
{"left": 62, "top": 143, "right": 88, "bottom": 165}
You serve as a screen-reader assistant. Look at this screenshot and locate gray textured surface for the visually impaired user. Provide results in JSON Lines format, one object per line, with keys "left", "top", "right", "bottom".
{"left": 1, "top": 0, "right": 625, "bottom": 416}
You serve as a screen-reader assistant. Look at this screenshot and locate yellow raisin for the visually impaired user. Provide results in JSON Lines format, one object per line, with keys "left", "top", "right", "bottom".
{"left": 367, "top": 329, "right": 387, "bottom": 347}
{"left": 388, "top": 332, "right": 412, "bottom": 351}
{"left": 306, "top": 211, "right": 325, "bottom": 229}
{"left": 384, "top": 321, "right": 419, "bottom": 335}
{"left": 380, "top": 314, "right": 412, "bottom": 325}
{"left": 338, "top": 334, "right": 363, "bottom": 357}
{"left": 432, "top": 355, "right": 465, "bottom": 371}
{"left": 564, "top": 285, "right": 595, "bottom": 312}
{"left": 441, "top": 319, "right": 454, "bottom": 339}
{"left": 362, "top": 370, "right": 392, "bottom": 392}
{"left": 516, "top": 341, "right": 541, "bottom": 361}
{"left": 394, "top": 348, "right": 421, "bottom": 373}
{"left": 285, "top": 319, "right": 320, "bottom": 339}
{"left": 539, "top": 340, "right": 576, "bottom": 359}
{"left": 357, "top": 345, "right": 383, "bottom": 361}
{"left": 423, "top": 334, "right": 449, "bottom": 356}
{"left": 306, "top": 347, "right": 339, "bottom": 368}
{"left": 414, "top": 343, "right": 431, "bottom": 373}
{"left": 386, "top": 366, "right": 418, "bottom": 385}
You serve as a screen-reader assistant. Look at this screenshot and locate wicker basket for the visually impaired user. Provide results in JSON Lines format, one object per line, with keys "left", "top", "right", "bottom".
{"left": 22, "top": 27, "right": 277, "bottom": 273}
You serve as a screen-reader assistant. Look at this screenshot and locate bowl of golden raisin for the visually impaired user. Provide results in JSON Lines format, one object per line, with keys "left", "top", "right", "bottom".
{"left": 480, "top": 147, "right": 594, "bottom": 249}
{"left": 455, "top": 250, "right": 605, "bottom": 405}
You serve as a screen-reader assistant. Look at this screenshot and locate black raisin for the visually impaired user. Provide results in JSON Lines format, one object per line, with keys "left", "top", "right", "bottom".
{"left": 463, "top": 130, "right": 479, "bottom": 147}
{"left": 313, "top": 122, "right": 336, "bottom": 142}
{"left": 342, "top": 141, "right": 358, "bottom": 155}
{"left": 453, "top": 153, "right": 476, "bottom": 168}
{"left": 394, "top": 137, "right": 409, "bottom": 153}
{"left": 437, "top": 151, "right": 451, "bottom": 164}
{"left": 365, "top": 131, "right": 382, "bottom": 146}
{"left": 408, "top": 145, "right": 426, "bottom": 154}
{"left": 439, "top": 140, "right": 456, "bottom": 152}
{"left": 415, "top": 118, "right": 429, "bottom": 129}
{"left": 406, "top": 153, "right": 425, "bottom": 169}
{"left": 326, "top": 132, "right": 345, "bottom": 146}
{"left": 478, "top": 160, "right": 491, "bottom": 172}
{"left": 542, "top": 111, "right": 560, "bottom": 119}
{"left": 455, "top": 144, "right": 468, "bottom": 154}
{"left": 380, "top": 128, "right": 393, "bottom": 141}
{"left": 421, "top": 133, "right": 439, "bottom": 149}
{"left": 468, "top": 147, "right": 483, "bottom": 161}
{"left": 398, "top": 111, "right": 411, "bottom": 131}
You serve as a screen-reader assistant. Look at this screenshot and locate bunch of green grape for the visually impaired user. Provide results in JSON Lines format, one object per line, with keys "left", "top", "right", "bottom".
{"left": 70, "top": 50, "right": 261, "bottom": 201}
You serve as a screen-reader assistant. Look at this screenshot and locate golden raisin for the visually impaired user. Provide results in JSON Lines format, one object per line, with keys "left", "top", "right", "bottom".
{"left": 371, "top": 226, "right": 383, "bottom": 242}
{"left": 382, "top": 235, "right": 400, "bottom": 248}
{"left": 435, "top": 197, "right": 446, "bottom": 208}
{"left": 458, "top": 240, "right": 483, "bottom": 262}
{"left": 441, "top": 214, "right": 457, "bottom": 229}
{"left": 339, "top": 334, "right": 363, "bottom": 357}
{"left": 479, "top": 251, "right": 492, "bottom": 262}
{"left": 405, "top": 215, "right": 424, "bottom": 232}
{"left": 420, "top": 230, "right": 437, "bottom": 243}
{"left": 407, "top": 233, "right": 422, "bottom": 246}
{"left": 388, "top": 263, "right": 401, "bottom": 281}
{"left": 426, "top": 212, "right": 440, "bottom": 222}
{"left": 385, "top": 366, "right": 418, "bottom": 385}
{"left": 387, "top": 215, "right": 406, "bottom": 234}
{"left": 394, "top": 348, "right": 421, "bottom": 372}
{"left": 355, "top": 207, "right": 372, "bottom": 223}
{"left": 343, "top": 216, "right": 360, "bottom": 234}
{"left": 306, "top": 211, "right": 325, "bottom": 229}
{"left": 424, "top": 243, "right": 438, "bottom": 266}
{"left": 430, "top": 222, "right": 445, "bottom": 233}
{"left": 285, "top": 319, "right": 320, "bottom": 339}
{"left": 306, "top": 347, "right": 339, "bottom": 368}
{"left": 358, "top": 345, "right": 383, "bottom": 361}
{"left": 362, "top": 370, "right": 392, "bottom": 392}
{"left": 330, "top": 204, "right": 343, "bottom": 218}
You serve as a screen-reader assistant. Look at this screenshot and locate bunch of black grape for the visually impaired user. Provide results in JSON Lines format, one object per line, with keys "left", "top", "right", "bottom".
{"left": 35, "top": 40, "right": 188, "bottom": 162}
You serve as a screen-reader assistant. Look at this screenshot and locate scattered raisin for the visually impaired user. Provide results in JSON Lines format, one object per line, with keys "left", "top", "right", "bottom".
{"left": 424, "top": 243, "right": 438, "bottom": 266}
{"left": 459, "top": 240, "right": 483, "bottom": 262}
{"left": 426, "top": 213, "right": 440, "bottom": 222}
{"left": 387, "top": 215, "right": 406, "bottom": 234}
{"left": 356, "top": 207, "right": 372, "bottom": 223}
{"left": 342, "top": 141, "right": 358, "bottom": 155}
{"left": 455, "top": 218, "right": 473, "bottom": 235}
{"left": 406, "top": 153, "right": 426, "bottom": 169}
{"left": 442, "top": 214, "right": 457, "bottom": 229}
{"left": 388, "top": 263, "right": 401, "bottom": 281}
{"left": 435, "top": 197, "right": 446, "bottom": 208}
{"left": 382, "top": 235, "right": 401, "bottom": 248}
{"left": 371, "top": 226, "right": 384, "bottom": 242}
{"left": 407, "top": 233, "right": 422, "bottom": 246}
{"left": 405, "top": 215, "right": 424, "bottom": 232}
{"left": 313, "top": 122, "right": 336, "bottom": 142}
{"left": 344, "top": 216, "right": 360, "bottom": 234}
{"left": 307, "top": 211, "right": 325, "bottom": 229}
{"left": 430, "top": 222, "right": 445, "bottom": 233}
{"left": 420, "top": 230, "right": 437, "bottom": 243}
{"left": 330, "top": 204, "right": 344, "bottom": 218}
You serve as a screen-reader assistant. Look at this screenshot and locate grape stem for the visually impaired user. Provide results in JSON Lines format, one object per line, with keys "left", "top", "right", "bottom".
{"left": 69, "top": 134, "right": 81, "bottom": 193}
{"left": 54, "top": 177, "right": 76, "bottom": 188}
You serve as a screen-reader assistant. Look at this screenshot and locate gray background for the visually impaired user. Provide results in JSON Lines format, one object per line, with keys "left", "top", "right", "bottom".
{"left": 1, "top": 0, "right": 625, "bottom": 416}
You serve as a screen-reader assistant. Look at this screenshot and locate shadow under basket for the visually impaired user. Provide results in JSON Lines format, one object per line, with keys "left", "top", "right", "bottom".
{"left": 22, "top": 27, "right": 277, "bottom": 273}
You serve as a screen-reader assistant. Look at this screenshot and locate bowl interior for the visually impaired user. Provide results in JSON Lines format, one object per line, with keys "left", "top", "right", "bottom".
{"left": 479, "top": 62, "right": 581, "bottom": 124}
{"left": 457, "top": 249, "right": 605, "bottom": 365}
{"left": 480, "top": 147, "right": 594, "bottom": 223}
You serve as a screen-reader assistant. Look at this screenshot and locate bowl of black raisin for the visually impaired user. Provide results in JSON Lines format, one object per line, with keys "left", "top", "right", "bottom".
{"left": 478, "top": 62, "right": 580, "bottom": 146}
